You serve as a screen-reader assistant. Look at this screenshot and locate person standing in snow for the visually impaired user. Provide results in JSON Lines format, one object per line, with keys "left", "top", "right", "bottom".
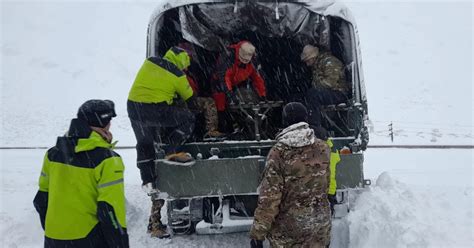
{"left": 312, "top": 126, "right": 341, "bottom": 216}
{"left": 301, "top": 44, "right": 349, "bottom": 127}
{"left": 250, "top": 102, "right": 332, "bottom": 248}
{"left": 212, "top": 41, "right": 267, "bottom": 132}
{"left": 33, "top": 100, "right": 129, "bottom": 248}
{"left": 128, "top": 46, "right": 199, "bottom": 238}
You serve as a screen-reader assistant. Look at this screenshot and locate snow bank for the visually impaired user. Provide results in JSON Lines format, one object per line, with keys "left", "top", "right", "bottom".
{"left": 348, "top": 172, "right": 473, "bottom": 248}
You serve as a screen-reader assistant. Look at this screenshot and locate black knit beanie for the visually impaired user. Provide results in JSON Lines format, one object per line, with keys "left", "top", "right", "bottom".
{"left": 282, "top": 102, "right": 308, "bottom": 126}
{"left": 77, "top": 100, "right": 116, "bottom": 128}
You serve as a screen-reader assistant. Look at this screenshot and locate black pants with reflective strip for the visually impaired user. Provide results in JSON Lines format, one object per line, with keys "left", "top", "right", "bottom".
{"left": 127, "top": 100, "right": 195, "bottom": 184}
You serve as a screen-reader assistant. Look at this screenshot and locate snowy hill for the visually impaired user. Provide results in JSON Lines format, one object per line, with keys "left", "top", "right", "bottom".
{"left": 1, "top": 1, "right": 150, "bottom": 147}
{"left": 345, "top": 1, "right": 473, "bottom": 145}
{"left": 1, "top": 1, "right": 473, "bottom": 248}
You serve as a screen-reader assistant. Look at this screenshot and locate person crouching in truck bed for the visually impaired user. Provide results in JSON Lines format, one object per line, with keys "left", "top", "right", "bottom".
{"left": 33, "top": 99, "right": 129, "bottom": 248}
{"left": 212, "top": 41, "right": 267, "bottom": 132}
{"left": 128, "top": 46, "right": 200, "bottom": 238}
{"left": 250, "top": 102, "right": 331, "bottom": 248}
{"left": 301, "top": 44, "right": 350, "bottom": 127}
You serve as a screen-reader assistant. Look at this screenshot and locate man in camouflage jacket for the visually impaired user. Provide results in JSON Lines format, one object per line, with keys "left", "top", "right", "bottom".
{"left": 301, "top": 44, "right": 349, "bottom": 127}
{"left": 250, "top": 102, "right": 331, "bottom": 248}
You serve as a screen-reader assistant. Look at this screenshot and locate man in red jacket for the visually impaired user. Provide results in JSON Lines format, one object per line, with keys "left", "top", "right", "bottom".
{"left": 213, "top": 41, "right": 266, "bottom": 108}
{"left": 212, "top": 41, "right": 267, "bottom": 132}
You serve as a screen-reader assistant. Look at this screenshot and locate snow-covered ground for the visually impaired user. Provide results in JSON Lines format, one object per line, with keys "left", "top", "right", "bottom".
{"left": 1, "top": 148, "right": 472, "bottom": 247}
{"left": 1, "top": 0, "right": 473, "bottom": 247}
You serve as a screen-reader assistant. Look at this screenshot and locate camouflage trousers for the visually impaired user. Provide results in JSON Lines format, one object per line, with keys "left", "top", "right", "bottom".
{"left": 268, "top": 220, "right": 331, "bottom": 248}
{"left": 147, "top": 199, "right": 165, "bottom": 233}
{"left": 196, "top": 97, "right": 218, "bottom": 133}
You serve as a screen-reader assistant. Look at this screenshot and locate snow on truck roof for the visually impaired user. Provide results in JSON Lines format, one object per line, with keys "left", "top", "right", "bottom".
{"left": 148, "top": 0, "right": 356, "bottom": 26}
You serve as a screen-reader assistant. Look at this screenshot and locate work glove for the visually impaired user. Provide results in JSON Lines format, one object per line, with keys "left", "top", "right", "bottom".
{"left": 328, "top": 194, "right": 337, "bottom": 216}
{"left": 250, "top": 239, "right": 263, "bottom": 248}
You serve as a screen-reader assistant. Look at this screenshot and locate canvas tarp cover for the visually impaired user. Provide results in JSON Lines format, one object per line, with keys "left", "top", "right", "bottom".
{"left": 178, "top": 2, "right": 330, "bottom": 51}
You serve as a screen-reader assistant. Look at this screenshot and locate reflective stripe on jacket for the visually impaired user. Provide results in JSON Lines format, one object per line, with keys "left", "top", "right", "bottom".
{"left": 128, "top": 47, "right": 193, "bottom": 104}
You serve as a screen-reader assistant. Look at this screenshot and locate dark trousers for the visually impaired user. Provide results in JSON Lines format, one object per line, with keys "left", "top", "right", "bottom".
{"left": 305, "top": 87, "right": 348, "bottom": 127}
{"left": 44, "top": 224, "right": 128, "bottom": 248}
{"left": 127, "top": 100, "right": 195, "bottom": 183}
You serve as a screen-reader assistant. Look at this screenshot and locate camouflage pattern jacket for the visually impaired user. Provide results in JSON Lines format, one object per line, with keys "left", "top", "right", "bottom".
{"left": 250, "top": 122, "right": 331, "bottom": 241}
{"left": 312, "top": 51, "right": 348, "bottom": 93}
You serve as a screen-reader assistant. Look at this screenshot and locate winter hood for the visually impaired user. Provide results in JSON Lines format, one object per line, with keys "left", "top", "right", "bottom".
{"left": 163, "top": 47, "right": 191, "bottom": 71}
{"left": 75, "top": 132, "right": 114, "bottom": 153}
{"left": 229, "top": 40, "right": 254, "bottom": 63}
{"left": 276, "top": 122, "right": 316, "bottom": 148}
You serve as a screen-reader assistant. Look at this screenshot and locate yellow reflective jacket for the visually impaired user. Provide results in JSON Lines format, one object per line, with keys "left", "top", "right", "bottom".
{"left": 327, "top": 139, "right": 341, "bottom": 195}
{"left": 128, "top": 47, "right": 193, "bottom": 104}
{"left": 35, "top": 119, "right": 126, "bottom": 241}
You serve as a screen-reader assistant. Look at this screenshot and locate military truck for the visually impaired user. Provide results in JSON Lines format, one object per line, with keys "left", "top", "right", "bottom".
{"left": 146, "top": 0, "right": 370, "bottom": 234}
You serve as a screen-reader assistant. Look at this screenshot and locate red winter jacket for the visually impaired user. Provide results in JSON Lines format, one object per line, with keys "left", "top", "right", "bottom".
{"left": 212, "top": 41, "right": 266, "bottom": 111}
{"left": 224, "top": 41, "right": 266, "bottom": 97}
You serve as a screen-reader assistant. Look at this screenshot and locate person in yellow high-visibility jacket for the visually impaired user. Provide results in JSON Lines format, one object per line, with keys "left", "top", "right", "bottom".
{"left": 327, "top": 139, "right": 341, "bottom": 215}
{"left": 33, "top": 100, "right": 128, "bottom": 248}
{"left": 312, "top": 126, "right": 341, "bottom": 216}
{"left": 128, "top": 47, "right": 198, "bottom": 167}
{"left": 127, "top": 46, "right": 199, "bottom": 238}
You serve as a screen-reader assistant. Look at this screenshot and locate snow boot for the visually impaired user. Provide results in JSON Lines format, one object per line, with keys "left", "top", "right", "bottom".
{"left": 206, "top": 130, "right": 226, "bottom": 138}
{"left": 148, "top": 199, "right": 171, "bottom": 239}
{"left": 203, "top": 130, "right": 227, "bottom": 142}
{"left": 150, "top": 228, "right": 171, "bottom": 239}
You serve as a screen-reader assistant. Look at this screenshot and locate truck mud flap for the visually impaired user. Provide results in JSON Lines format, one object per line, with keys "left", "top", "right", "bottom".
{"left": 337, "top": 153, "right": 365, "bottom": 189}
